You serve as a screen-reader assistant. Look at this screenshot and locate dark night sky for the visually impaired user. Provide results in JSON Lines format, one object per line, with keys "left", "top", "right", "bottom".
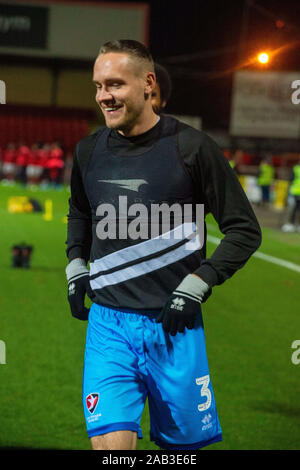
{"left": 126, "top": 0, "right": 300, "bottom": 130}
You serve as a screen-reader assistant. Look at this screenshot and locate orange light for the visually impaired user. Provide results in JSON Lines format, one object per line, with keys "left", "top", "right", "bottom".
{"left": 257, "top": 52, "right": 269, "bottom": 64}
{"left": 275, "top": 20, "right": 285, "bottom": 29}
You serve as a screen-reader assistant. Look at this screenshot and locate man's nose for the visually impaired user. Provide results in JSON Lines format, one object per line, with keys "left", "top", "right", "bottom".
{"left": 96, "top": 87, "right": 114, "bottom": 103}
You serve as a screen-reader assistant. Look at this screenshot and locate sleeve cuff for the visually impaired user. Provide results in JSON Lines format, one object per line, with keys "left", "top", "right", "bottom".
{"left": 67, "top": 246, "right": 86, "bottom": 262}
{"left": 193, "top": 263, "right": 220, "bottom": 287}
{"left": 66, "top": 258, "right": 88, "bottom": 281}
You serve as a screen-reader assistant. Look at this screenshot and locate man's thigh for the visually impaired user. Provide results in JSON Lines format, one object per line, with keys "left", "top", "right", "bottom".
{"left": 90, "top": 430, "right": 137, "bottom": 450}
{"left": 145, "top": 312, "right": 222, "bottom": 450}
{"left": 83, "top": 304, "right": 146, "bottom": 441}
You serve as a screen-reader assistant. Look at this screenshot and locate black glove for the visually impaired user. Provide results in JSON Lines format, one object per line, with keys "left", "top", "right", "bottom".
{"left": 66, "top": 258, "right": 94, "bottom": 320}
{"left": 156, "top": 274, "right": 211, "bottom": 336}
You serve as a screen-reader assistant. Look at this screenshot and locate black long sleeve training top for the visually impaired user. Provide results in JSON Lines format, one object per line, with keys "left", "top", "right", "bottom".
{"left": 66, "top": 115, "right": 261, "bottom": 311}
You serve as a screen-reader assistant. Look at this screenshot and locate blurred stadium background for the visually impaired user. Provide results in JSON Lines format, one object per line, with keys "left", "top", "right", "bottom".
{"left": 0, "top": 0, "right": 300, "bottom": 450}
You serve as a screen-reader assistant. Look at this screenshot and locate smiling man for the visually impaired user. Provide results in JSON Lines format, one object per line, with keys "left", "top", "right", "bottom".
{"left": 93, "top": 43, "right": 157, "bottom": 136}
{"left": 65, "top": 40, "right": 261, "bottom": 451}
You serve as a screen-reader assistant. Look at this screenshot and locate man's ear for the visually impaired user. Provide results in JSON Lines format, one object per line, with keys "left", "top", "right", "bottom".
{"left": 144, "top": 72, "right": 156, "bottom": 96}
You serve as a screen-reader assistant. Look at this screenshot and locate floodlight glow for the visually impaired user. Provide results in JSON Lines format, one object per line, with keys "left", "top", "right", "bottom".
{"left": 257, "top": 52, "right": 269, "bottom": 64}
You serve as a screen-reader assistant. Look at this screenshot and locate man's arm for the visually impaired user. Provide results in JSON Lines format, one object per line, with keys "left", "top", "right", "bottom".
{"left": 157, "top": 125, "right": 262, "bottom": 335}
{"left": 180, "top": 128, "right": 262, "bottom": 287}
{"left": 66, "top": 145, "right": 92, "bottom": 264}
{"left": 194, "top": 133, "right": 261, "bottom": 286}
{"left": 65, "top": 145, "right": 93, "bottom": 320}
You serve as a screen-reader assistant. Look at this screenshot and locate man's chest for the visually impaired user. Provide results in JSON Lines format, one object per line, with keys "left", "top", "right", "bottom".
{"left": 85, "top": 148, "right": 194, "bottom": 210}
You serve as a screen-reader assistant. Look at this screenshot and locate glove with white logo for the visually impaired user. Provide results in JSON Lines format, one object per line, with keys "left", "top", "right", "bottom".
{"left": 156, "top": 274, "right": 211, "bottom": 336}
{"left": 66, "top": 258, "right": 94, "bottom": 320}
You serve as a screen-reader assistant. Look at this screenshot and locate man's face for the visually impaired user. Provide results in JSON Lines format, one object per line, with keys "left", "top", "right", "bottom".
{"left": 93, "top": 52, "right": 152, "bottom": 135}
{"left": 151, "top": 83, "right": 166, "bottom": 115}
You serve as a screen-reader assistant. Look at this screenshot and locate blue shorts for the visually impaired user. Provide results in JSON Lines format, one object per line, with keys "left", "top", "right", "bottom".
{"left": 82, "top": 303, "right": 222, "bottom": 450}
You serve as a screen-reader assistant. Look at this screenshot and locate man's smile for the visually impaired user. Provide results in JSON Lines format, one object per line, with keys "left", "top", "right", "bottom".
{"left": 102, "top": 105, "right": 123, "bottom": 115}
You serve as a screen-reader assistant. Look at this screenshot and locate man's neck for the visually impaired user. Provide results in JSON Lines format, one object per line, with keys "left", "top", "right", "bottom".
{"left": 117, "top": 113, "right": 159, "bottom": 138}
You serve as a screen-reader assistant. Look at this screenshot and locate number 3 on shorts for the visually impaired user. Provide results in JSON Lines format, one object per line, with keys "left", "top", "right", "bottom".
{"left": 196, "top": 375, "right": 212, "bottom": 412}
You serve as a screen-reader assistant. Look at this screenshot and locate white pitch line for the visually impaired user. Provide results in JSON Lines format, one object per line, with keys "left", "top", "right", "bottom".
{"left": 207, "top": 234, "right": 300, "bottom": 274}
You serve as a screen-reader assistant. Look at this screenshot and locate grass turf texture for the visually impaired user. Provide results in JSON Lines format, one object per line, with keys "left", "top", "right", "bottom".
{"left": 0, "top": 184, "right": 300, "bottom": 450}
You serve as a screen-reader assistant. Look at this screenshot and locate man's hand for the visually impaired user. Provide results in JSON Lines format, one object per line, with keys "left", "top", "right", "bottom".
{"left": 66, "top": 258, "right": 94, "bottom": 320}
{"left": 156, "top": 274, "right": 211, "bottom": 336}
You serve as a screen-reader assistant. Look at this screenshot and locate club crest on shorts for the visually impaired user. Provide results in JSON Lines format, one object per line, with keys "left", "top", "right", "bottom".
{"left": 86, "top": 393, "right": 99, "bottom": 414}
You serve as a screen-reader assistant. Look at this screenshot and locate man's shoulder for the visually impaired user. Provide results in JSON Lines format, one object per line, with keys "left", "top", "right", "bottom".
{"left": 163, "top": 114, "right": 205, "bottom": 138}
{"left": 74, "top": 126, "right": 108, "bottom": 175}
{"left": 76, "top": 126, "right": 107, "bottom": 152}
{"left": 162, "top": 114, "right": 208, "bottom": 151}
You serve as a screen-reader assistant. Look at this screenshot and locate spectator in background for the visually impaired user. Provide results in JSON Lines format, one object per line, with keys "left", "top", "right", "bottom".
{"left": 50, "top": 141, "right": 64, "bottom": 161}
{"left": 26, "top": 143, "right": 44, "bottom": 187}
{"left": 282, "top": 158, "right": 300, "bottom": 232}
{"left": 47, "top": 141, "right": 64, "bottom": 188}
{"left": 16, "top": 142, "right": 31, "bottom": 186}
{"left": 36, "top": 142, "right": 51, "bottom": 185}
{"left": 0, "top": 140, "right": 69, "bottom": 187}
{"left": 151, "top": 63, "right": 172, "bottom": 115}
{"left": 231, "top": 149, "right": 244, "bottom": 174}
{"left": 2, "top": 143, "right": 17, "bottom": 184}
{"left": 257, "top": 157, "right": 274, "bottom": 206}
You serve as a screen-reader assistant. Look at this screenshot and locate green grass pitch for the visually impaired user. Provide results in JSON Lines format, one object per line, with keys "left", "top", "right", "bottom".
{"left": 0, "top": 184, "right": 299, "bottom": 450}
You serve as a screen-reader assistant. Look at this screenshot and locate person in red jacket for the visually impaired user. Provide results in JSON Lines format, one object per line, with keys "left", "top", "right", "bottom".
{"left": 2, "top": 143, "right": 17, "bottom": 183}
{"left": 35, "top": 143, "right": 51, "bottom": 185}
{"left": 16, "top": 142, "right": 31, "bottom": 186}
{"left": 26, "top": 143, "right": 44, "bottom": 186}
{"left": 47, "top": 142, "right": 64, "bottom": 187}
